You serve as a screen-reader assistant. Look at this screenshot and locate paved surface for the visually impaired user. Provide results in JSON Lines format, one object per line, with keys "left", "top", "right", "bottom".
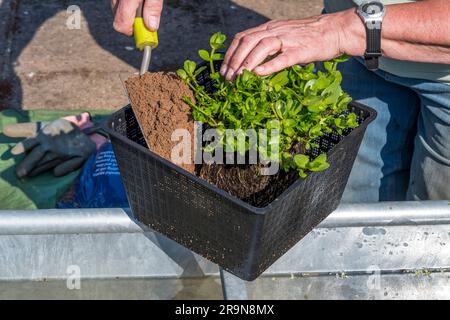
{"left": 0, "top": 0, "right": 322, "bottom": 111}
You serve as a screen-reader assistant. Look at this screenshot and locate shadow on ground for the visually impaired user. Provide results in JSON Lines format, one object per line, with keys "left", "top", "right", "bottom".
{"left": 0, "top": 0, "right": 269, "bottom": 110}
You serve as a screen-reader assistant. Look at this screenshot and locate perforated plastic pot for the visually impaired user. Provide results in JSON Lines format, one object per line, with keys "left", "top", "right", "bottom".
{"left": 103, "top": 65, "right": 376, "bottom": 280}
{"left": 104, "top": 102, "right": 376, "bottom": 281}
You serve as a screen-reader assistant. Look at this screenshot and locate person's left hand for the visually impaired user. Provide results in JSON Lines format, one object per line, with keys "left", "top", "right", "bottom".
{"left": 221, "top": 13, "right": 354, "bottom": 81}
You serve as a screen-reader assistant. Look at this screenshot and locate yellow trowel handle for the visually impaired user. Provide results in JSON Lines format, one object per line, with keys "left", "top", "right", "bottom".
{"left": 134, "top": 1, "right": 158, "bottom": 51}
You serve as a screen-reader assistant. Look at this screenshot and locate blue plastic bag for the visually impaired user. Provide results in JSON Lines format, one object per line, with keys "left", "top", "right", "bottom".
{"left": 57, "top": 143, "right": 129, "bottom": 208}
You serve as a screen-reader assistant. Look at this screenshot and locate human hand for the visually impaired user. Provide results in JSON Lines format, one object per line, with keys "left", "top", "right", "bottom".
{"left": 111, "top": 0, "right": 164, "bottom": 36}
{"left": 221, "top": 12, "right": 357, "bottom": 80}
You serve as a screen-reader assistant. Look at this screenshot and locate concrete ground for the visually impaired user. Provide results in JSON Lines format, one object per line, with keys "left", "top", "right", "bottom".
{"left": 0, "top": 0, "right": 322, "bottom": 111}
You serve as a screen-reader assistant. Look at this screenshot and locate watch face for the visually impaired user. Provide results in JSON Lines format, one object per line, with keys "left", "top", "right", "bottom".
{"left": 362, "top": 2, "right": 384, "bottom": 15}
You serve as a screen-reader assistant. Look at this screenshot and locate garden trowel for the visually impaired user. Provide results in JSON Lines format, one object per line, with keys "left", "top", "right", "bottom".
{"left": 134, "top": 0, "right": 159, "bottom": 75}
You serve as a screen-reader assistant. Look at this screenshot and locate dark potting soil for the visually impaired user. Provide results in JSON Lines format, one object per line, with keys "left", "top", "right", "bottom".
{"left": 125, "top": 72, "right": 299, "bottom": 207}
{"left": 198, "top": 163, "right": 298, "bottom": 207}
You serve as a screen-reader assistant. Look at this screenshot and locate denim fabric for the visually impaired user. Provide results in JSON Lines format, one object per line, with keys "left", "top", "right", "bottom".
{"left": 339, "top": 58, "right": 450, "bottom": 202}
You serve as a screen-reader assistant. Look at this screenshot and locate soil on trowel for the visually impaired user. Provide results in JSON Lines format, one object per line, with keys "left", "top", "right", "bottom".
{"left": 125, "top": 72, "right": 196, "bottom": 173}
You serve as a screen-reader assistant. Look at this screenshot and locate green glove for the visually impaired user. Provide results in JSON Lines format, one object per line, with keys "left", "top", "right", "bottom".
{"left": 5, "top": 118, "right": 97, "bottom": 178}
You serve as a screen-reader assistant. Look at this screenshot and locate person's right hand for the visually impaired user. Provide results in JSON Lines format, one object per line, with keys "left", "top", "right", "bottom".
{"left": 111, "top": 0, "right": 164, "bottom": 36}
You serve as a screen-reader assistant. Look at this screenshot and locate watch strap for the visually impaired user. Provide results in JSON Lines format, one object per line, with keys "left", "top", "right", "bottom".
{"left": 365, "top": 25, "right": 382, "bottom": 70}
{"left": 365, "top": 56, "right": 379, "bottom": 70}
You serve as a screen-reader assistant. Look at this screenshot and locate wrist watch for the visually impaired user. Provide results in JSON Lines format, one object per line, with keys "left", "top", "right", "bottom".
{"left": 357, "top": 1, "right": 386, "bottom": 70}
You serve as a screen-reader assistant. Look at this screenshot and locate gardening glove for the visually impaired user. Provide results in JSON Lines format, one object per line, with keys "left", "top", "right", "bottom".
{"left": 4, "top": 113, "right": 104, "bottom": 178}
{"left": 3, "top": 121, "right": 50, "bottom": 138}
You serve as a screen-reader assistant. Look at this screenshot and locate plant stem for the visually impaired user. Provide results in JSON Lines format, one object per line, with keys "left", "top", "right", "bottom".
{"left": 195, "top": 106, "right": 218, "bottom": 126}
{"left": 185, "top": 99, "right": 218, "bottom": 126}
{"left": 210, "top": 48, "right": 216, "bottom": 74}
{"left": 270, "top": 103, "right": 283, "bottom": 120}
{"left": 187, "top": 80, "right": 213, "bottom": 102}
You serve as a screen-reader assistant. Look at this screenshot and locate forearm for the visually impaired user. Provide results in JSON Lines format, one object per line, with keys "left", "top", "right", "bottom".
{"left": 340, "top": 0, "right": 450, "bottom": 64}
{"left": 221, "top": 0, "right": 450, "bottom": 79}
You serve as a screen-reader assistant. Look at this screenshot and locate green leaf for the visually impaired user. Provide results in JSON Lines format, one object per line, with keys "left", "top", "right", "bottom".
{"left": 307, "top": 102, "right": 326, "bottom": 113}
{"left": 298, "top": 72, "right": 317, "bottom": 81}
{"left": 184, "top": 60, "right": 197, "bottom": 75}
{"left": 193, "top": 66, "right": 207, "bottom": 77}
{"left": 309, "top": 124, "right": 323, "bottom": 138}
{"left": 305, "top": 63, "right": 315, "bottom": 72}
{"left": 211, "top": 53, "right": 223, "bottom": 61}
{"left": 333, "top": 54, "right": 350, "bottom": 63}
{"left": 283, "top": 126, "right": 296, "bottom": 137}
{"left": 274, "top": 84, "right": 282, "bottom": 92}
{"left": 267, "top": 120, "right": 281, "bottom": 130}
{"left": 282, "top": 119, "right": 296, "bottom": 127}
{"left": 298, "top": 169, "right": 308, "bottom": 179}
{"left": 275, "top": 101, "right": 287, "bottom": 117}
{"left": 304, "top": 79, "right": 316, "bottom": 92}
{"left": 334, "top": 116, "right": 345, "bottom": 129}
{"left": 305, "top": 76, "right": 330, "bottom": 92}
{"left": 198, "top": 50, "right": 210, "bottom": 62}
{"left": 210, "top": 32, "right": 227, "bottom": 50}
{"left": 307, "top": 154, "right": 330, "bottom": 172}
{"left": 310, "top": 162, "right": 330, "bottom": 172}
{"left": 346, "top": 112, "right": 359, "bottom": 128}
{"left": 294, "top": 154, "right": 310, "bottom": 169}
{"left": 269, "top": 70, "right": 289, "bottom": 87}
{"left": 241, "top": 69, "right": 254, "bottom": 83}
{"left": 321, "top": 78, "right": 342, "bottom": 105}
{"left": 177, "top": 69, "right": 188, "bottom": 80}
{"left": 338, "top": 95, "right": 352, "bottom": 109}
{"left": 323, "top": 61, "right": 335, "bottom": 72}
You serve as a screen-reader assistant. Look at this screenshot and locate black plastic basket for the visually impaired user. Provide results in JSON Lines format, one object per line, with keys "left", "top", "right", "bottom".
{"left": 103, "top": 69, "right": 376, "bottom": 281}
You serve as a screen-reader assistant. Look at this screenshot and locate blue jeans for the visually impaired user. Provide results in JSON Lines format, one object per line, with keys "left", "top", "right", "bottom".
{"left": 340, "top": 58, "right": 450, "bottom": 202}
